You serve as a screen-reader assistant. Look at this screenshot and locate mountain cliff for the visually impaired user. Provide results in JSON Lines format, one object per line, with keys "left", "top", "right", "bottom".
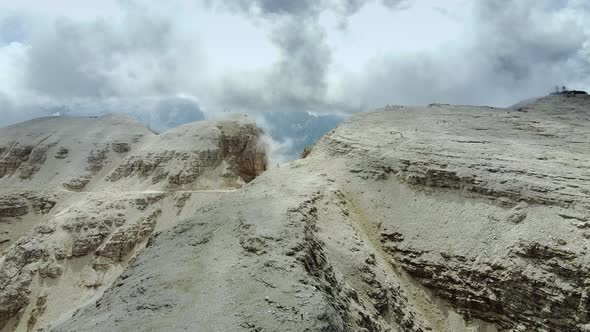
{"left": 1, "top": 95, "right": 589, "bottom": 331}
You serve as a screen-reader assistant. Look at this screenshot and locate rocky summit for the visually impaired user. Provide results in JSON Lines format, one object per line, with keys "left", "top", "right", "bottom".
{"left": 0, "top": 95, "right": 589, "bottom": 332}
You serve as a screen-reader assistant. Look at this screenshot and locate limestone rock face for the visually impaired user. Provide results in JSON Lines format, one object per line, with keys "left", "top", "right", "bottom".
{"left": 106, "top": 120, "right": 267, "bottom": 189}
{"left": 0, "top": 144, "right": 50, "bottom": 180}
{"left": 0, "top": 195, "right": 28, "bottom": 218}
{"left": 0, "top": 193, "right": 58, "bottom": 219}
{"left": 0, "top": 115, "right": 268, "bottom": 331}
{"left": 217, "top": 121, "right": 268, "bottom": 183}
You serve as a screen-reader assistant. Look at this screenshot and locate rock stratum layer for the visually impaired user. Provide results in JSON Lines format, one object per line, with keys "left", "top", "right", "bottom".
{"left": 1, "top": 95, "right": 589, "bottom": 332}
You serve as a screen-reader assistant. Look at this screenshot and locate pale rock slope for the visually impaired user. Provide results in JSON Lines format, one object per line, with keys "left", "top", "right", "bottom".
{"left": 0, "top": 115, "right": 267, "bottom": 331}
{"left": 54, "top": 95, "right": 589, "bottom": 332}
{"left": 0, "top": 113, "right": 155, "bottom": 191}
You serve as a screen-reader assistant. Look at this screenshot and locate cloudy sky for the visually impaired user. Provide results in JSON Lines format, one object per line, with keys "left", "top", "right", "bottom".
{"left": 1, "top": 0, "right": 589, "bottom": 127}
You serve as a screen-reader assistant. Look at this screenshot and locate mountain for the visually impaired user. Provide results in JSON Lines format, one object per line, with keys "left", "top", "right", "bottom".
{"left": 0, "top": 114, "right": 267, "bottom": 331}
{"left": 1, "top": 94, "right": 589, "bottom": 331}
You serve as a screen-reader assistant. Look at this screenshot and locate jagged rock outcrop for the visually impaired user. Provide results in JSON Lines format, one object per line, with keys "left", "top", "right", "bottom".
{"left": 111, "top": 142, "right": 131, "bottom": 153}
{"left": 0, "top": 144, "right": 52, "bottom": 180}
{"left": 0, "top": 196, "right": 28, "bottom": 218}
{"left": 0, "top": 193, "right": 58, "bottom": 219}
{"left": 0, "top": 192, "right": 59, "bottom": 254}
{"left": 106, "top": 120, "right": 267, "bottom": 189}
